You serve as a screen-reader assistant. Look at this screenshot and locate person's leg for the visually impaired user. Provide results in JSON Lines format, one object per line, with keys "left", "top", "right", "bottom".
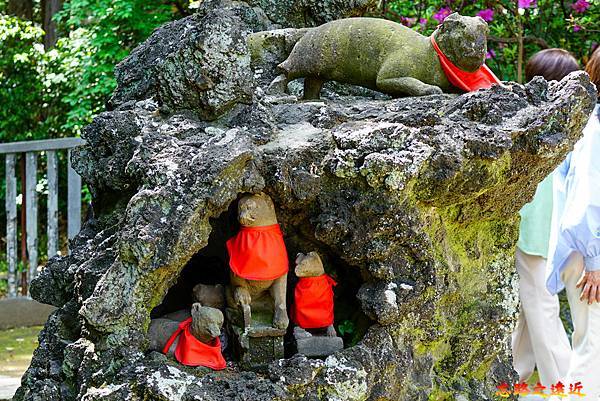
{"left": 514, "top": 248, "right": 572, "bottom": 386}
{"left": 561, "top": 251, "right": 600, "bottom": 401}
{"left": 512, "top": 302, "right": 536, "bottom": 382}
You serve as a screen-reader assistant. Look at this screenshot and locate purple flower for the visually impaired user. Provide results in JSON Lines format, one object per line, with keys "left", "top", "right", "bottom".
{"left": 573, "top": 24, "right": 582, "bottom": 32}
{"left": 486, "top": 49, "right": 496, "bottom": 59}
{"left": 419, "top": 18, "right": 428, "bottom": 26}
{"left": 571, "top": 0, "right": 590, "bottom": 13}
{"left": 518, "top": 0, "right": 537, "bottom": 8}
{"left": 400, "top": 16, "right": 417, "bottom": 27}
{"left": 433, "top": 7, "right": 453, "bottom": 22}
{"left": 476, "top": 8, "right": 494, "bottom": 22}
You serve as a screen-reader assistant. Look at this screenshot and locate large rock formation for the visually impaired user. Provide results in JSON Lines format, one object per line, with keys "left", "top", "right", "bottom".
{"left": 15, "top": 1, "right": 596, "bottom": 400}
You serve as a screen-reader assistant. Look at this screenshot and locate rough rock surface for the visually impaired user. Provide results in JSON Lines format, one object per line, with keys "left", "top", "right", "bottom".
{"left": 107, "top": 0, "right": 273, "bottom": 120}
{"left": 15, "top": 1, "right": 597, "bottom": 400}
{"left": 245, "top": 0, "right": 376, "bottom": 28}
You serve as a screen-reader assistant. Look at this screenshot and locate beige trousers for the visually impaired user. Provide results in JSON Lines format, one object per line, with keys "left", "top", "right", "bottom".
{"left": 560, "top": 251, "right": 600, "bottom": 401}
{"left": 512, "top": 248, "right": 572, "bottom": 387}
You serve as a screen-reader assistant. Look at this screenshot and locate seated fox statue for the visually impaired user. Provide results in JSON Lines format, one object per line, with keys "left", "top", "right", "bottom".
{"left": 148, "top": 303, "right": 226, "bottom": 370}
{"left": 291, "top": 251, "right": 337, "bottom": 337}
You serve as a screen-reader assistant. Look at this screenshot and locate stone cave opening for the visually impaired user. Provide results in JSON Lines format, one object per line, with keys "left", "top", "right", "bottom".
{"left": 149, "top": 192, "right": 373, "bottom": 364}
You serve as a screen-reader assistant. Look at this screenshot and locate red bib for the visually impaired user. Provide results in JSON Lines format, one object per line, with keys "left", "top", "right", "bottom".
{"left": 291, "top": 274, "right": 337, "bottom": 329}
{"left": 431, "top": 35, "right": 501, "bottom": 92}
{"left": 226, "top": 224, "right": 289, "bottom": 280}
{"left": 162, "top": 317, "right": 226, "bottom": 370}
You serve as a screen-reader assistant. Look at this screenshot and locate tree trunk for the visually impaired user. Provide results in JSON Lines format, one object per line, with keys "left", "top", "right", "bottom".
{"left": 41, "top": 0, "right": 62, "bottom": 49}
{"left": 7, "top": 0, "right": 33, "bottom": 19}
{"left": 516, "top": 1, "right": 524, "bottom": 84}
{"left": 517, "top": 27, "right": 524, "bottom": 83}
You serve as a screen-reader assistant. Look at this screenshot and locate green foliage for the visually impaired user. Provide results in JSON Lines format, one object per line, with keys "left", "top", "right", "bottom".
{"left": 54, "top": 0, "right": 177, "bottom": 134}
{"left": 0, "top": 16, "right": 51, "bottom": 142}
{"left": 0, "top": 326, "right": 42, "bottom": 377}
{"left": 337, "top": 319, "right": 355, "bottom": 337}
{"left": 382, "top": 0, "right": 599, "bottom": 82}
{"left": 337, "top": 318, "right": 368, "bottom": 347}
{"left": 0, "top": 2, "right": 186, "bottom": 270}
{"left": 1, "top": 1, "right": 184, "bottom": 142}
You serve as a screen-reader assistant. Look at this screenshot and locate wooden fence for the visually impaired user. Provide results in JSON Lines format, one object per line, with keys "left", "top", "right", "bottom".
{"left": 1, "top": 138, "right": 85, "bottom": 297}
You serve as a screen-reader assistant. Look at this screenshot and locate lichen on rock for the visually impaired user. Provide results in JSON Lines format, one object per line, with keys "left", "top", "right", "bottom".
{"left": 14, "top": 1, "right": 597, "bottom": 400}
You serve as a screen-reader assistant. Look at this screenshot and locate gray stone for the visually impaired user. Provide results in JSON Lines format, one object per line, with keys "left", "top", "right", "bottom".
{"left": 245, "top": 0, "right": 376, "bottom": 28}
{"left": 0, "top": 298, "right": 56, "bottom": 330}
{"left": 248, "top": 28, "right": 309, "bottom": 87}
{"left": 294, "top": 328, "right": 344, "bottom": 357}
{"left": 228, "top": 308, "right": 285, "bottom": 370}
{"left": 276, "top": 14, "right": 490, "bottom": 98}
{"left": 107, "top": 1, "right": 272, "bottom": 120}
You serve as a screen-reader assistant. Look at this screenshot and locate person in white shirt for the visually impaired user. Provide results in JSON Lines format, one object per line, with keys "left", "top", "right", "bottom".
{"left": 512, "top": 49, "right": 580, "bottom": 388}
{"left": 546, "top": 47, "right": 600, "bottom": 400}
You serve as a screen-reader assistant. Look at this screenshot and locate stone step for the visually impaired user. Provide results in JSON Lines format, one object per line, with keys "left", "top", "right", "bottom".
{"left": 0, "top": 297, "right": 55, "bottom": 330}
{"left": 0, "top": 375, "right": 21, "bottom": 401}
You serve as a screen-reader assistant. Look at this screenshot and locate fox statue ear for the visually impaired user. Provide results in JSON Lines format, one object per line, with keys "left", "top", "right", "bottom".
{"left": 308, "top": 251, "right": 323, "bottom": 265}
{"left": 444, "top": 12, "right": 461, "bottom": 22}
{"left": 261, "top": 193, "right": 276, "bottom": 208}
{"left": 439, "top": 14, "right": 461, "bottom": 33}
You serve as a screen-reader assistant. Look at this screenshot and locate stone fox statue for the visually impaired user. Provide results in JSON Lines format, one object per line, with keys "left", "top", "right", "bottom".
{"left": 148, "top": 303, "right": 226, "bottom": 369}
{"left": 225, "top": 192, "right": 289, "bottom": 330}
{"left": 272, "top": 13, "right": 490, "bottom": 99}
{"left": 291, "top": 251, "right": 337, "bottom": 337}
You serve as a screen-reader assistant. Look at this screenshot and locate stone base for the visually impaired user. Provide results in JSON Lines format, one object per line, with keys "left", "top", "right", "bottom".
{"left": 0, "top": 297, "right": 56, "bottom": 330}
{"left": 227, "top": 307, "right": 285, "bottom": 371}
{"left": 293, "top": 327, "right": 343, "bottom": 357}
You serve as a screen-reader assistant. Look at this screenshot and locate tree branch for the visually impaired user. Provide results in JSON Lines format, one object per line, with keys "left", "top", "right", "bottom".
{"left": 488, "top": 35, "right": 549, "bottom": 49}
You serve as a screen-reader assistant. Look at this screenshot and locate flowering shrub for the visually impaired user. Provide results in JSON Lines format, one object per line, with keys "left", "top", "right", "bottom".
{"left": 518, "top": 0, "right": 537, "bottom": 9}
{"left": 571, "top": 0, "right": 591, "bottom": 13}
{"left": 477, "top": 9, "right": 495, "bottom": 22}
{"left": 381, "top": 0, "right": 599, "bottom": 82}
{"left": 433, "top": 6, "right": 453, "bottom": 22}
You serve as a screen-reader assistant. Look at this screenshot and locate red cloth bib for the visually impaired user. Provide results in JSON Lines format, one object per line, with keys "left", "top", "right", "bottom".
{"left": 291, "top": 274, "right": 337, "bottom": 329}
{"left": 162, "top": 317, "right": 226, "bottom": 370}
{"left": 431, "top": 35, "right": 501, "bottom": 92}
{"left": 226, "top": 224, "right": 289, "bottom": 280}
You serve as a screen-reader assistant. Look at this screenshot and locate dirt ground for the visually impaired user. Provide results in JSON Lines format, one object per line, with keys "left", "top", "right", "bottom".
{"left": 0, "top": 326, "right": 41, "bottom": 400}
